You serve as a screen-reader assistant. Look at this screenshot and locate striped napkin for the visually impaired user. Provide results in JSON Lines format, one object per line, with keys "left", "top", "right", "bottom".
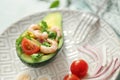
{"left": 69, "top": 0, "right": 120, "bottom": 37}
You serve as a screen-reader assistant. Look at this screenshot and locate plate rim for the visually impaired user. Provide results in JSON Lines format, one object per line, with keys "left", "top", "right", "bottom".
{"left": 0, "top": 9, "right": 120, "bottom": 80}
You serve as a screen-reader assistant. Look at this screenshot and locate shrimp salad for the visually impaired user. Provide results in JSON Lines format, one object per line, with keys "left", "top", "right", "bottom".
{"left": 28, "top": 22, "right": 62, "bottom": 53}
{"left": 16, "top": 12, "right": 63, "bottom": 65}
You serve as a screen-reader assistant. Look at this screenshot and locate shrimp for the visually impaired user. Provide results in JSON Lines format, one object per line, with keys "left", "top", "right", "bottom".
{"left": 40, "top": 39, "right": 58, "bottom": 54}
{"left": 28, "top": 24, "right": 40, "bottom": 32}
{"left": 50, "top": 26, "right": 62, "bottom": 38}
{"left": 28, "top": 24, "right": 48, "bottom": 40}
{"left": 34, "top": 30, "right": 48, "bottom": 40}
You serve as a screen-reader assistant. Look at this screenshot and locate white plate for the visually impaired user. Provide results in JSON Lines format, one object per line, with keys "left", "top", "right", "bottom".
{"left": 0, "top": 10, "right": 120, "bottom": 80}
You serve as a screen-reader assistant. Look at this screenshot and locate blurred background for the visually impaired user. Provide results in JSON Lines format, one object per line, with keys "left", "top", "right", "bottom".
{"left": 0, "top": 0, "right": 120, "bottom": 36}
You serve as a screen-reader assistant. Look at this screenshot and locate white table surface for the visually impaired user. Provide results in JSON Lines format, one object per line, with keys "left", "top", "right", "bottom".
{"left": 0, "top": 0, "right": 50, "bottom": 34}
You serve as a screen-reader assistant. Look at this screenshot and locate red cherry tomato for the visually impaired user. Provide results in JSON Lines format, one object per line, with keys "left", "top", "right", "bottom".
{"left": 21, "top": 38, "right": 40, "bottom": 55}
{"left": 64, "top": 74, "right": 80, "bottom": 80}
{"left": 70, "top": 59, "right": 88, "bottom": 78}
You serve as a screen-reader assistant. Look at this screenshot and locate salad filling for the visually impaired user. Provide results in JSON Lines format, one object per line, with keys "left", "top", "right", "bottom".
{"left": 16, "top": 12, "right": 63, "bottom": 66}
{"left": 22, "top": 21, "right": 61, "bottom": 55}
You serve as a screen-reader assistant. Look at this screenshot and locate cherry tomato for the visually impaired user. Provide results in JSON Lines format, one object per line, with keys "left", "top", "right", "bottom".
{"left": 21, "top": 38, "right": 40, "bottom": 55}
{"left": 64, "top": 74, "right": 80, "bottom": 80}
{"left": 70, "top": 59, "right": 88, "bottom": 78}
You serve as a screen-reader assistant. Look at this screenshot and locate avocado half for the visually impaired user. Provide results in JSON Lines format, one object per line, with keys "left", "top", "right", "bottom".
{"left": 16, "top": 12, "right": 63, "bottom": 68}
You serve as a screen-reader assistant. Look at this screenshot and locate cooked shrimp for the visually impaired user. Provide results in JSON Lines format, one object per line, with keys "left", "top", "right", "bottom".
{"left": 28, "top": 24, "right": 48, "bottom": 40}
{"left": 40, "top": 39, "right": 58, "bottom": 54}
{"left": 34, "top": 30, "right": 48, "bottom": 40}
{"left": 50, "top": 26, "right": 62, "bottom": 38}
{"left": 28, "top": 24, "right": 40, "bottom": 32}
{"left": 42, "top": 32, "right": 48, "bottom": 39}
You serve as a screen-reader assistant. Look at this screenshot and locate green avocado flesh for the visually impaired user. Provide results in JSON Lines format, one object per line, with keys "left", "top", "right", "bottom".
{"left": 43, "top": 12, "right": 62, "bottom": 29}
{"left": 16, "top": 12, "right": 63, "bottom": 67}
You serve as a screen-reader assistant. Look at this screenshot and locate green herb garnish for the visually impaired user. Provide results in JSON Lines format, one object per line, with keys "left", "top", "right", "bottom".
{"left": 31, "top": 53, "right": 43, "bottom": 61}
{"left": 39, "top": 20, "right": 48, "bottom": 32}
{"left": 48, "top": 31, "right": 57, "bottom": 39}
{"left": 25, "top": 35, "right": 31, "bottom": 40}
{"left": 49, "top": 0, "right": 59, "bottom": 8}
{"left": 16, "top": 36, "right": 23, "bottom": 45}
{"left": 42, "top": 42, "right": 51, "bottom": 47}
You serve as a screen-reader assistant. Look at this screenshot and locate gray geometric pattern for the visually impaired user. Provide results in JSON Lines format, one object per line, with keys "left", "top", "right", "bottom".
{"left": 0, "top": 10, "right": 120, "bottom": 80}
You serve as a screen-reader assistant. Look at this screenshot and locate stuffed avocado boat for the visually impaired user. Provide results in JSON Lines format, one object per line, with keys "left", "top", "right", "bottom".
{"left": 16, "top": 12, "right": 63, "bottom": 67}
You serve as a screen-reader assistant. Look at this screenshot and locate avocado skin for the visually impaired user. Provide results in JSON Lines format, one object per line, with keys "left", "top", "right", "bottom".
{"left": 19, "top": 53, "right": 56, "bottom": 68}
{"left": 20, "top": 55, "right": 55, "bottom": 68}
